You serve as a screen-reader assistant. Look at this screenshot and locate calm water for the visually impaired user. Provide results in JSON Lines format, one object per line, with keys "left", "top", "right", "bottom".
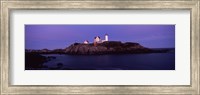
{"left": 42, "top": 52, "right": 175, "bottom": 70}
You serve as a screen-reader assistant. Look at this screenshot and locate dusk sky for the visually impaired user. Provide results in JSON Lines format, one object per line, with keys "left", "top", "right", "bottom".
{"left": 25, "top": 25, "right": 175, "bottom": 50}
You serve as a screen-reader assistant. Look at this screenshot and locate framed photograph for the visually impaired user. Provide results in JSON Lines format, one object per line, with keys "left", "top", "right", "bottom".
{"left": 1, "top": 0, "right": 199, "bottom": 94}
{"left": 25, "top": 24, "right": 175, "bottom": 70}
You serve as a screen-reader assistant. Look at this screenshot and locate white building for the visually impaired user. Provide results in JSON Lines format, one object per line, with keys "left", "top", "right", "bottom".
{"left": 85, "top": 34, "right": 109, "bottom": 45}
{"left": 94, "top": 36, "right": 101, "bottom": 43}
{"left": 83, "top": 40, "right": 89, "bottom": 44}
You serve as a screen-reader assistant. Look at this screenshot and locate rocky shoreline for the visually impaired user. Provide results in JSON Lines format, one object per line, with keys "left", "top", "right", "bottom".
{"left": 25, "top": 41, "right": 174, "bottom": 70}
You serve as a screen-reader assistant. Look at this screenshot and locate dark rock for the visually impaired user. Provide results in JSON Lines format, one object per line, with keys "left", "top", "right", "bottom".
{"left": 25, "top": 53, "right": 47, "bottom": 70}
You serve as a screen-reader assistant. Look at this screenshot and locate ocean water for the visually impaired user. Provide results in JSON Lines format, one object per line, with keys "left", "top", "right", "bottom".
{"left": 42, "top": 52, "right": 175, "bottom": 70}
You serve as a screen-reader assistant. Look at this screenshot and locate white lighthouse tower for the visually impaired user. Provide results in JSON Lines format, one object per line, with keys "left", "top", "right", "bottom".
{"left": 105, "top": 34, "right": 108, "bottom": 41}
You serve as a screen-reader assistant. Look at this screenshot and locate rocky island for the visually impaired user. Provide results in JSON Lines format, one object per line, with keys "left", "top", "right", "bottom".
{"left": 66, "top": 41, "right": 152, "bottom": 55}
{"left": 26, "top": 41, "right": 170, "bottom": 55}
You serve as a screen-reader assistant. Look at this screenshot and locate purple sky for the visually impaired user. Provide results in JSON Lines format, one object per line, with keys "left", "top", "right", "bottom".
{"left": 25, "top": 25, "right": 175, "bottom": 50}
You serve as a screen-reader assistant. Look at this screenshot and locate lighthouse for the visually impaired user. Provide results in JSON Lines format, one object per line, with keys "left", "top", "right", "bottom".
{"left": 105, "top": 34, "right": 108, "bottom": 41}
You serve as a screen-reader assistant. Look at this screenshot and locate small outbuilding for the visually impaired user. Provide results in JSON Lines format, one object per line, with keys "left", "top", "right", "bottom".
{"left": 83, "top": 40, "right": 89, "bottom": 44}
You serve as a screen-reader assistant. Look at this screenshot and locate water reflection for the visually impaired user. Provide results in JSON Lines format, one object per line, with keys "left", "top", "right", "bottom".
{"left": 41, "top": 53, "right": 175, "bottom": 70}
